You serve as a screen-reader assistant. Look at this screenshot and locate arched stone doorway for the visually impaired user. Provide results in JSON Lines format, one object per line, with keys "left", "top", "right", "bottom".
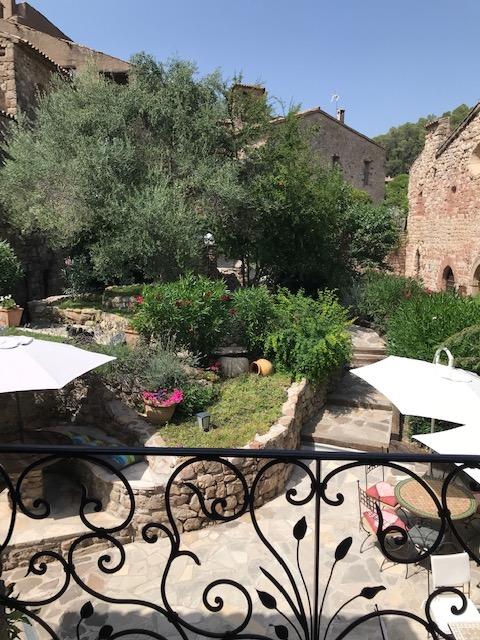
{"left": 442, "top": 266, "right": 455, "bottom": 292}
{"left": 471, "top": 263, "right": 480, "bottom": 296}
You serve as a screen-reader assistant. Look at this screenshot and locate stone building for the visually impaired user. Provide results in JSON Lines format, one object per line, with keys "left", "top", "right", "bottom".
{"left": 0, "top": 0, "right": 130, "bottom": 305}
{"left": 272, "top": 106, "right": 386, "bottom": 202}
{"left": 404, "top": 103, "right": 480, "bottom": 293}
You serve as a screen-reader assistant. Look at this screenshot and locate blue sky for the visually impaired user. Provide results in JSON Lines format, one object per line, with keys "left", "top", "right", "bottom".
{"left": 31, "top": 0, "right": 479, "bottom": 138}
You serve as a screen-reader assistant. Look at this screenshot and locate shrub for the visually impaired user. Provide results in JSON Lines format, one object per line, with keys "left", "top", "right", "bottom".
{"left": 0, "top": 239, "right": 22, "bottom": 294}
{"left": 387, "top": 292, "right": 480, "bottom": 362}
{"left": 231, "top": 286, "right": 276, "bottom": 354}
{"left": 176, "top": 382, "right": 219, "bottom": 418}
{"left": 441, "top": 325, "right": 480, "bottom": 375}
{"left": 265, "top": 289, "right": 351, "bottom": 384}
{"left": 356, "top": 270, "right": 423, "bottom": 332}
{"left": 132, "top": 274, "right": 231, "bottom": 358}
{"left": 96, "top": 341, "right": 190, "bottom": 401}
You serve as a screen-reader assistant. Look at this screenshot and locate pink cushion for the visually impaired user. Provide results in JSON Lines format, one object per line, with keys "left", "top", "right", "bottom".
{"left": 366, "top": 482, "right": 398, "bottom": 508}
{"left": 363, "top": 509, "right": 407, "bottom": 534}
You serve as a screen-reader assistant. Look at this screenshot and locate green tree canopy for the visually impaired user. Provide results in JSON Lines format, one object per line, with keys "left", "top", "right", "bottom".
{"left": 0, "top": 56, "right": 270, "bottom": 285}
{"left": 375, "top": 103, "right": 472, "bottom": 176}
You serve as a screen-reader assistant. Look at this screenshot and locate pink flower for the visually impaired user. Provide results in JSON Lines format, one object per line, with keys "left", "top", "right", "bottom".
{"left": 220, "top": 294, "right": 232, "bottom": 302}
{"left": 136, "top": 295, "right": 144, "bottom": 305}
{"left": 142, "top": 388, "right": 184, "bottom": 408}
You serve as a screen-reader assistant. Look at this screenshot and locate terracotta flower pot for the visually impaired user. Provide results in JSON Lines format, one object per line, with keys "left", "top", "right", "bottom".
{"left": 251, "top": 359, "right": 274, "bottom": 376}
{"left": 0, "top": 307, "right": 23, "bottom": 328}
{"left": 145, "top": 403, "right": 176, "bottom": 425}
{"left": 124, "top": 327, "right": 140, "bottom": 347}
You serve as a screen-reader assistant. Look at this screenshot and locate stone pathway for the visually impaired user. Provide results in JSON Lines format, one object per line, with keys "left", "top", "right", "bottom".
{"left": 302, "top": 326, "right": 392, "bottom": 451}
{"left": 6, "top": 457, "right": 480, "bottom": 640}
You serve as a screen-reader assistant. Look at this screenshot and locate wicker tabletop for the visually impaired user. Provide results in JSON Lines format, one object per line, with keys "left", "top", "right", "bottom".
{"left": 395, "top": 478, "right": 477, "bottom": 521}
{"left": 449, "top": 622, "right": 480, "bottom": 640}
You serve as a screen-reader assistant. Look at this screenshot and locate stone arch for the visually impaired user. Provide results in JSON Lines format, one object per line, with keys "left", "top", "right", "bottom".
{"left": 468, "top": 257, "right": 480, "bottom": 295}
{"left": 442, "top": 266, "right": 455, "bottom": 292}
{"left": 436, "top": 257, "right": 457, "bottom": 292}
{"left": 468, "top": 143, "right": 480, "bottom": 177}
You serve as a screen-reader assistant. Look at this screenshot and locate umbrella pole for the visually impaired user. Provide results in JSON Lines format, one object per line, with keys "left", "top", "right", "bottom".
{"left": 15, "top": 392, "right": 25, "bottom": 444}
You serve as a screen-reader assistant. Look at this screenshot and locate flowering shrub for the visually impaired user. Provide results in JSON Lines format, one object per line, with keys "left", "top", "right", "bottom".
{"left": 0, "top": 295, "right": 17, "bottom": 310}
{"left": 132, "top": 275, "right": 232, "bottom": 357}
{"left": 265, "top": 289, "right": 351, "bottom": 384}
{"left": 142, "top": 388, "right": 184, "bottom": 408}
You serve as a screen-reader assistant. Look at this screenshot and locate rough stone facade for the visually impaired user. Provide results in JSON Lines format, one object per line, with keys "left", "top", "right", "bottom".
{"left": 404, "top": 105, "right": 480, "bottom": 293}
{"left": 273, "top": 108, "right": 386, "bottom": 202}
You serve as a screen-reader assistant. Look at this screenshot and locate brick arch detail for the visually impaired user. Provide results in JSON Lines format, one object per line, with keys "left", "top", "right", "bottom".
{"left": 468, "top": 255, "right": 480, "bottom": 295}
{"left": 436, "top": 257, "right": 457, "bottom": 291}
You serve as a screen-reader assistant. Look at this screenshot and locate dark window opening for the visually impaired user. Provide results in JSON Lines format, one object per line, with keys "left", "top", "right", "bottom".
{"left": 0, "top": 47, "right": 6, "bottom": 57}
{"left": 363, "top": 160, "right": 371, "bottom": 186}
{"left": 443, "top": 266, "right": 455, "bottom": 292}
{"left": 332, "top": 154, "right": 341, "bottom": 170}
{"left": 415, "top": 249, "right": 420, "bottom": 276}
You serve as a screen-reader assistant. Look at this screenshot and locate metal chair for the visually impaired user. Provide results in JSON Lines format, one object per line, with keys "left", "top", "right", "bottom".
{"left": 427, "top": 552, "right": 480, "bottom": 635}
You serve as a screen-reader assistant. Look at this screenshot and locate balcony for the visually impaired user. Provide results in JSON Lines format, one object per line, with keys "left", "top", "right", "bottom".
{"left": 1, "top": 444, "right": 480, "bottom": 639}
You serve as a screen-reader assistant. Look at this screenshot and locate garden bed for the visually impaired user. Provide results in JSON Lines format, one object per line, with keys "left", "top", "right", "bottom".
{"left": 161, "top": 373, "right": 291, "bottom": 448}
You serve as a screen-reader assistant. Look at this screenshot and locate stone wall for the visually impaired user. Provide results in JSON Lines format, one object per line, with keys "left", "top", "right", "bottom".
{"left": 275, "top": 109, "right": 386, "bottom": 202}
{"left": 75, "top": 378, "right": 328, "bottom": 538}
{"left": 0, "top": 37, "right": 15, "bottom": 114}
{"left": 404, "top": 111, "right": 480, "bottom": 293}
{"left": 13, "top": 41, "right": 56, "bottom": 117}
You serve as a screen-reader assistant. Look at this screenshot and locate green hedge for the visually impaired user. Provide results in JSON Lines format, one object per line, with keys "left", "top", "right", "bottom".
{"left": 387, "top": 292, "right": 480, "bottom": 362}
{"left": 265, "top": 289, "right": 351, "bottom": 384}
{"left": 132, "top": 274, "right": 231, "bottom": 358}
{"left": 356, "top": 270, "right": 423, "bottom": 332}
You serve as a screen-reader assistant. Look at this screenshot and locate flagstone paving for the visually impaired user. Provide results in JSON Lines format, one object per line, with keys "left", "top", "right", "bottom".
{"left": 6, "top": 456, "right": 480, "bottom": 640}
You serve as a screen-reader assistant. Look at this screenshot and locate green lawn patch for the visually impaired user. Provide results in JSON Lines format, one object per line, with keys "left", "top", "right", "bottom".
{"left": 161, "top": 373, "right": 291, "bottom": 448}
{"left": 104, "top": 285, "right": 144, "bottom": 297}
{"left": 3, "top": 328, "right": 71, "bottom": 343}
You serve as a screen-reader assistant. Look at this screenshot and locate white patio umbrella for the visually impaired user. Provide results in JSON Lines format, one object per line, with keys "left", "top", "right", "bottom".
{"left": 351, "top": 351, "right": 480, "bottom": 429}
{"left": 413, "top": 425, "right": 480, "bottom": 486}
{"left": 0, "top": 335, "right": 115, "bottom": 440}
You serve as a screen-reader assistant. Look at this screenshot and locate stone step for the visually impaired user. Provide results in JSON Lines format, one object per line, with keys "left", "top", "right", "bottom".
{"left": 350, "top": 353, "right": 387, "bottom": 368}
{"left": 327, "top": 372, "right": 391, "bottom": 410}
{"left": 301, "top": 404, "right": 392, "bottom": 452}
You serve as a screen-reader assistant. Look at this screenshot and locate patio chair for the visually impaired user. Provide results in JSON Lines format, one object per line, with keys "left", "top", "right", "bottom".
{"left": 427, "top": 552, "right": 480, "bottom": 635}
{"left": 357, "top": 481, "right": 409, "bottom": 571}
{"left": 364, "top": 464, "right": 399, "bottom": 510}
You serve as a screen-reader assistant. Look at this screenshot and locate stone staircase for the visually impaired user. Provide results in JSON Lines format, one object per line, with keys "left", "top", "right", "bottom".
{"left": 302, "top": 326, "right": 393, "bottom": 452}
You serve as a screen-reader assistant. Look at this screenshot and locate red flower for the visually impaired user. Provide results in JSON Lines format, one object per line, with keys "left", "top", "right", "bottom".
{"left": 136, "top": 295, "right": 144, "bottom": 305}
{"left": 221, "top": 294, "right": 232, "bottom": 303}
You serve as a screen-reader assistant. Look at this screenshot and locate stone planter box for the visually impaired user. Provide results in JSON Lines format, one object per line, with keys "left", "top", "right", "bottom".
{"left": 0, "top": 306, "right": 23, "bottom": 327}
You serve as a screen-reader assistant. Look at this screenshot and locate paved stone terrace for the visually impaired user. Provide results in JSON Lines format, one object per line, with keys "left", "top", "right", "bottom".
{"left": 6, "top": 456, "right": 480, "bottom": 640}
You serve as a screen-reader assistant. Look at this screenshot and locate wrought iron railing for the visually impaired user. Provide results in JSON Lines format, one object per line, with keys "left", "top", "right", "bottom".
{"left": 0, "top": 444, "right": 480, "bottom": 639}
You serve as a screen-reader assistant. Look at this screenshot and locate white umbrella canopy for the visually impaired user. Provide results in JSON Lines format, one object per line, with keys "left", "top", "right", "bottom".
{"left": 351, "top": 355, "right": 480, "bottom": 426}
{"left": 413, "top": 425, "right": 480, "bottom": 485}
{"left": 0, "top": 335, "right": 115, "bottom": 393}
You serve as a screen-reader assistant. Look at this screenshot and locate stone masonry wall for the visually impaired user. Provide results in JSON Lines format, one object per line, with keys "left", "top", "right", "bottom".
{"left": 13, "top": 41, "right": 55, "bottom": 117}
{"left": 297, "top": 110, "right": 386, "bottom": 202}
{"left": 75, "top": 378, "right": 328, "bottom": 539}
{"left": 405, "top": 113, "right": 480, "bottom": 293}
{"left": 0, "top": 38, "right": 16, "bottom": 114}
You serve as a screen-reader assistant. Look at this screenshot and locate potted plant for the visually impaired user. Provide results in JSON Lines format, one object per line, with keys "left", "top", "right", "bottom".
{"left": 142, "top": 388, "right": 184, "bottom": 425}
{"left": 0, "top": 296, "right": 23, "bottom": 328}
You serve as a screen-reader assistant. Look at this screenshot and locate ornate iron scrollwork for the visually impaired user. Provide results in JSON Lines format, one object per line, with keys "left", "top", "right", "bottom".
{"left": 0, "top": 445, "right": 478, "bottom": 639}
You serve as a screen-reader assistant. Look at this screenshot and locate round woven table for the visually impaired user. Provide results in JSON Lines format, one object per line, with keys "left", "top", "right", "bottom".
{"left": 395, "top": 478, "right": 477, "bottom": 521}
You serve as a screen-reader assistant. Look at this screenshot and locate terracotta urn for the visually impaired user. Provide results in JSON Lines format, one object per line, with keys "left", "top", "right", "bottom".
{"left": 124, "top": 327, "right": 140, "bottom": 347}
{"left": 251, "top": 358, "right": 274, "bottom": 376}
{"left": 0, "top": 307, "right": 23, "bottom": 328}
{"left": 144, "top": 403, "right": 176, "bottom": 425}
